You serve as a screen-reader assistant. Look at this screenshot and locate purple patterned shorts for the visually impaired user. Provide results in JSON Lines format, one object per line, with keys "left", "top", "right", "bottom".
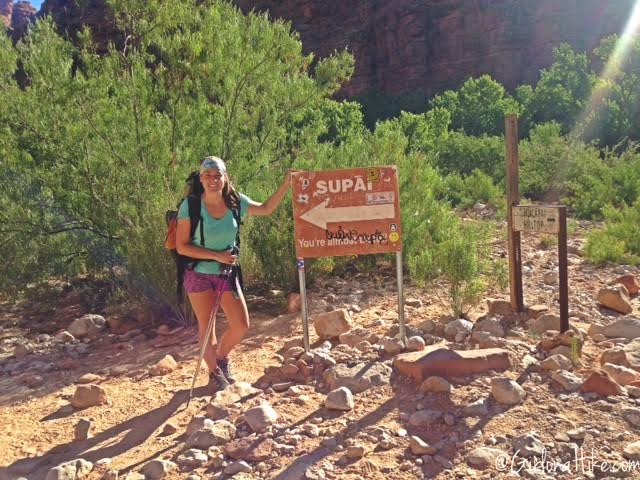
{"left": 184, "top": 269, "right": 240, "bottom": 297}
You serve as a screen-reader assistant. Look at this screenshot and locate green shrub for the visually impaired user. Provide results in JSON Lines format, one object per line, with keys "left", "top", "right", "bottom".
{"left": 433, "top": 131, "right": 505, "bottom": 181}
{"left": 438, "top": 169, "right": 504, "bottom": 210}
{"left": 585, "top": 202, "right": 640, "bottom": 265}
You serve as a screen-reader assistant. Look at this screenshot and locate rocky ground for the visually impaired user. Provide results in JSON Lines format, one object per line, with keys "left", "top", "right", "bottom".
{"left": 1, "top": 220, "right": 640, "bottom": 480}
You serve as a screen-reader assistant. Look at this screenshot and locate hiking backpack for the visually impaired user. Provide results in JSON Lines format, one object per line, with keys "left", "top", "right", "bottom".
{"left": 164, "top": 172, "right": 243, "bottom": 305}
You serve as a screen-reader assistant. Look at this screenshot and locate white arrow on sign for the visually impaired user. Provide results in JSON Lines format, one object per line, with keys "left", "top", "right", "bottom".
{"left": 299, "top": 198, "right": 395, "bottom": 229}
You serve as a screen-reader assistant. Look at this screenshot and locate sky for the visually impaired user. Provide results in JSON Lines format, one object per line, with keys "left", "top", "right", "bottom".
{"left": 29, "top": 1, "right": 43, "bottom": 10}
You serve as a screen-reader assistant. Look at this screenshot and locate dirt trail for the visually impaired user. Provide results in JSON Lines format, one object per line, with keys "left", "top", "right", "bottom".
{"left": 1, "top": 223, "right": 640, "bottom": 480}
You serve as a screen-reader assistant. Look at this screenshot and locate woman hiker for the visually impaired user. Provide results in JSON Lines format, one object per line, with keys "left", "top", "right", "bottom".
{"left": 176, "top": 156, "right": 291, "bottom": 391}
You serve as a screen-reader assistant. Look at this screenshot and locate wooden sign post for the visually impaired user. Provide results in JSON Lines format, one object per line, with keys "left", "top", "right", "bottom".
{"left": 292, "top": 166, "right": 404, "bottom": 351}
{"left": 506, "top": 115, "right": 570, "bottom": 333}
{"left": 505, "top": 114, "right": 524, "bottom": 313}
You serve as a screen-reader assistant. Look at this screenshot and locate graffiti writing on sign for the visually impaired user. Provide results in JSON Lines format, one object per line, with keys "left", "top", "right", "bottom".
{"left": 512, "top": 206, "right": 560, "bottom": 234}
{"left": 326, "top": 226, "right": 388, "bottom": 246}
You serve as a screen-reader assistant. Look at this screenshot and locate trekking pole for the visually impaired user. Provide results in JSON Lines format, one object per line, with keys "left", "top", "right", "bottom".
{"left": 186, "top": 263, "right": 233, "bottom": 408}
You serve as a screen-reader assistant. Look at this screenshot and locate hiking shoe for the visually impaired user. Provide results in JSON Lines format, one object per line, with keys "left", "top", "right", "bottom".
{"left": 217, "top": 357, "right": 236, "bottom": 384}
{"left": 208, "top": 367, "right": 230, "bottom": 392}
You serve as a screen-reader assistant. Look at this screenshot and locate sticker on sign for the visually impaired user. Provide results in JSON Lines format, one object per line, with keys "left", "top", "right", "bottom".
{"left": 292, "top": 167, "right": 402, "bottom": 258}
{"left": 512, "top": 205, "right": 560, "bottom": 234}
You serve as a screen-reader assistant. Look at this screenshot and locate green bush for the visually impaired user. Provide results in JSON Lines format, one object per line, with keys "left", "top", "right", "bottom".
{"left": 585, "top": 202, "right": 640, "bottom": 265}
{"left": 433, "top": 131, "right": 505, "bottom": 181}
{"left": 438, "top": 169, "right": 504, "bottom": 210}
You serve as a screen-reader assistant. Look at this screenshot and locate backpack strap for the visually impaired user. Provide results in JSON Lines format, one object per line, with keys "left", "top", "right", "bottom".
{"left": 231, "top": 201, "right": 244, "bottom": 290}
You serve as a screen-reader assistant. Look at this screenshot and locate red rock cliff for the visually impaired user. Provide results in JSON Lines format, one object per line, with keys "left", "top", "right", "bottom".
{"left": 233, "top": 0, "right": 634, "bottom": 96}
{"left": 9, "top": 0, "right": 636, "bottom": 97}
{"left": 1, "top": 0, "right": 36, "bottom": 39}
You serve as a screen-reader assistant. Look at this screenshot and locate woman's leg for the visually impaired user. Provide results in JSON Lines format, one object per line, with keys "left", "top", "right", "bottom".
{"left": 216, "top": 290, "right": 250, "bottom": 360}
{"left": 187, "top": 289, "right": 218, "bottom": 374}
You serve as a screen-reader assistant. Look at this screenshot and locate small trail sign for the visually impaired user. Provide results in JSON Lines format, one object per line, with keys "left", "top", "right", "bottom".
{"left": 512, "top": 206, "right": 560, "bottom": 234}
{"left": 291, "top": 166, "right": 402, "bottom": 258}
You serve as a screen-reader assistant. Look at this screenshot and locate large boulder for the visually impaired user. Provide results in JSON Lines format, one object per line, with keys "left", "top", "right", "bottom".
{"left": 597, "top": 285, "right": 633, "bottom": 314}
{"left": 393, "top": 345, "right": 511, "bottom": 382}
{"left": 313, "top": 309, "right": 351, "bottom": 339}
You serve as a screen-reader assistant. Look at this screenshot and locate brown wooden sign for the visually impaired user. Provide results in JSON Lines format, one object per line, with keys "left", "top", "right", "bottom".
{"left": 291, "top": 166, "right": 402, "bottom": 258}
{"left": 512, "top": 205, "right": 560, "bottom": 234}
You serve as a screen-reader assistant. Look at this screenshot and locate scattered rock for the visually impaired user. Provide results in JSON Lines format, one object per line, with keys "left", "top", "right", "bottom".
{"left": 140, "top": 459, "right": 177, "bottom": 479}
{"left": 211, "top": 382, "right": 260, "bottom": 405}
{"left": 579, "top": 369, "right": 623, "bottom": 397}
{"left": 68, "top": 314, "right": 106, "bottom": 339}
{"left": 286, "top": 292, "right": 302, "bottom": 313}
{"left": 149, "top": 355, "right": 178, "bottom": 376}
{"left": 244, "top": 403, "right": 278, "bottom": 432}
{"left": 338, "top": 331, "right": 365, "bottom": 347}
{"left": 55, "top": 331, "right": 76, "bottom": 343}
{"left": 463, "top": 398, "right": 489, "bottom": 417}
{"left": 225, "top": 437, "right": 276, "bottom": 462}
{"left": 325, "top": 387, "right": 354, "bottom": 411}
{"left": 444, "top": 319, "right": 473, "bottom": 340}
{"left": 224, "top": 460, "right": 252, "bottom": 475}
{"left": 176, "top": 449, "right": 208, "bottom": 469}
{"left": 13, "top": 343, "right": 31, "bottom": 358}
{"left": 45, "top": 459, "right": 93, "bottom": 480}
{"left": 491, "top": 377, "right": 526, "bottom": 405}
{"left": 466, "top": 447, "right": 504, "bottom": 469}
{"left": 409, "top": 409, "right": 442, "bottom": 427}
{"left": 623, "top": 441, "right": 640, "bottom": 460}
{"left": 186, "top": 421, "right": 237, "bottom": 449}
{"left": 77, "top": 373, "right": 101, "bottom": 384}
{"left": 621, "top": 407, "right": 640, "bottom": 428}
{"left": 602, "top": 363, "right": 640, "bottom": 386}
{"left": 324, "top": 362, "right": 391, "bottom": 393}
{"left": 74, "top": 418, "right": 92, "bottom": 441}
{"left": 597, "top": 285, "right": 633, "bottom": 314}
{"left": 551, "top": 370, "right": 583, "bottom": 392}
{"left": 419, "top": 376, "right": 452, "bottom": 393}
{"left": 409, "top": 436, "right": 437, "bottom": 455}
{"left": 615, "top": 274, "right": 640, "bottom": 296}
{"left": 487, "top": 298, "right": 513, "bottom": 316}
{"left": 406, "top": 336, "right": 425, "bottom": 351}
{"left": 346, "top": 445, "right": 366, "bottom": 459}
{"left": 528, "top": 314, "right": 560, "bottom": 333}
{"left": 602, "top": 317, "right": 640, "bottom": 340}
{"left": 186, "top": 415, "right": 213, "bottom": 437}
{"left": 417, "top": 319, "right": 436, "bottom": 333}
{"left": 161, "top": 422, "right": 178, "bottom": 435}
{"left": 512, "top": 433, "right": 545, "bottom": 458}
{"left": 475, "top": 317, "right": 505, "bottom": 337}
{"left": 541, "top": 354, "right": 573, "bottom": 371}
{"left": 313, "top": 309, "right": 352, "bottom": 340}
{"left": 383, "top": 337, "right": 404, "bottom": 354}
{"left": 70, "top": 385, "right": 107, "bottom": 409}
